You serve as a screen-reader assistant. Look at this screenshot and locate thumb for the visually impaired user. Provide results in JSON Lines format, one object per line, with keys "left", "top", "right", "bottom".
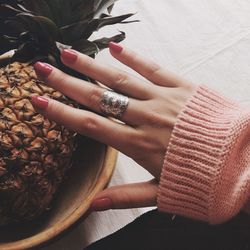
{"left": 90, "top": 179, "right": 158, "bottom": 211}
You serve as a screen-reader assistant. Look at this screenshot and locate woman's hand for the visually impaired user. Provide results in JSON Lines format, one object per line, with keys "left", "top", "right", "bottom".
{"left": 32, "top": 42, "right": 196, "bottom": 211}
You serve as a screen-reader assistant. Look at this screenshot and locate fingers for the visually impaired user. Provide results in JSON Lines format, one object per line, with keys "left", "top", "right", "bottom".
{"left": 31, "top": 96, "right": 137, "bottom": 151}
{"left": 109, "top": 42, "right": 191, "bottom": 88}
{"left": 90, "top": 179, "right": 158, "bottom": 211}
{"left": 60, "top": 49, "right": 155, "bottom": 100}
{"left": 34, "top": 62, "right": 145, "bottom": 126}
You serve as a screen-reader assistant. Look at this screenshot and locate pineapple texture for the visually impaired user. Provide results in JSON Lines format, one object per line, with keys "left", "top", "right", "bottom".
{"left": 0, "top": 62, "right": 77, "bottom": 223}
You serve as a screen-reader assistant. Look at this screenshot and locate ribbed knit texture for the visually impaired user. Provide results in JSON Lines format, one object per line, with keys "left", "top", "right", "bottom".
{"left": 157, "top": 85, "right": 250, "bottom": 224}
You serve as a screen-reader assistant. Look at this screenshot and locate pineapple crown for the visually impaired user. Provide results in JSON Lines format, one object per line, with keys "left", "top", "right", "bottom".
{"left": 0, "top": 0, "right": 135, "bottom": 68}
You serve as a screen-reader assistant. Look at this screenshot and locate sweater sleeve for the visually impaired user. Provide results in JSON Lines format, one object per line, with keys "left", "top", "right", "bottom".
{"left": 157, "top": 85, "right": 250, "bottom": 224}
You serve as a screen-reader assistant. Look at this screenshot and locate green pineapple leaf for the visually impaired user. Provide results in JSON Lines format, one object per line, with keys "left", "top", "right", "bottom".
{"left": 88, "top": 13, "right": 135, "bottom": 31}
{"left": 94, "top": 0, "right": 117, "bottom": 17}
{"left": 61, "top": 13, "right": 134, "bottom": 43}
{"left": 71, "top": 39, "right": 99, "bottom": 56}
{"left": 93, "top": 31, "right": 125, "bottom": 50}
{"left": 41, "top": 0, "right": 62, "bottom": 25}
{"left": 21, "top": 0, "right": 54, "bottom": 21}
{"left": 0, "top": 0, "right": 137, "bottom": 69}
{"left": 17, "top": 13, "right": 60, "bottom": 43}
{"left": 0, "top": 4, "right": 23, "bottom": 17}
{"left": 72, "top": 31, "right": 125, "bottom": 57}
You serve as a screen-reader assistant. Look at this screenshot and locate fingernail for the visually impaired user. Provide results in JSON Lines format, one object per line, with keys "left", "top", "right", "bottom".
{"left": 34, "top": 62, "right": 53, "bottom": 78}
{"left": 109, "top": 42, "right": 123, "bottom": 53}
{"left": 61, "top": 49, "right": 78, "bottom": 64}
{"left": 31, "top": 96, "right": 49, "bottom": 110}
{"left": 90, "top": 198, "right": 113, "bottom": 211}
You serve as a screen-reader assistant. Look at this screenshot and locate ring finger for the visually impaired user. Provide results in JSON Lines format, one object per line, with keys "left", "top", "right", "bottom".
{"left": 34, "top": 62, "right": 144, "bottom": 126}
{"left": 31, "top": 96, "right": 137, "bottom": 153}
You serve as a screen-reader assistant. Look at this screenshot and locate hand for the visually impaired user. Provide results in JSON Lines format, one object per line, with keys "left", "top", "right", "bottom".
{"left": 32, "top": 42, "right": 196, "bottom": 211}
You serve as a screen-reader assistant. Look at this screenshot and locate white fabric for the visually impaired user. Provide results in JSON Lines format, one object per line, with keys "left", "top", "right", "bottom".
{"left": 43, "top": 0, "right": 250, "bottom": 249}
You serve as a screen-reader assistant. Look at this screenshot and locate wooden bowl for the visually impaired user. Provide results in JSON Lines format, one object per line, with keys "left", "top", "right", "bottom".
{"left": 0, "top": 136, "right": 117, "bottom": 249}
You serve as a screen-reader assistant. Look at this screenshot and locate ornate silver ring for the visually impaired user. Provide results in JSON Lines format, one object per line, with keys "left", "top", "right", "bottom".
{"left": 100, "top": 90, "right": 129, "bottom": 119}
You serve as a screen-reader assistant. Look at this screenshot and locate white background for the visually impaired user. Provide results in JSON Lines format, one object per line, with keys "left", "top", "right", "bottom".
{"left": 44, "top": 0, "right": 250, "bottom": 249}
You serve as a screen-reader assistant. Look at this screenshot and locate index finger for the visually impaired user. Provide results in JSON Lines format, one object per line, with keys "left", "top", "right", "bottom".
{"left": 109, "top": 42, "right": 191, "bottom": 88}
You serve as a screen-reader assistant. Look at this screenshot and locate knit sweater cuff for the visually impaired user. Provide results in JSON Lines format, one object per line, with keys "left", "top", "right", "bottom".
{"left": 157, "top": 85, "right": 250, "bottom": 224}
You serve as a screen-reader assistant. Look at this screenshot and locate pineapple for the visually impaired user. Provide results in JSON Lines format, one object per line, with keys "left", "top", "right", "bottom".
{"left": 0, "top": 0, "right": 133, "bottom": 224}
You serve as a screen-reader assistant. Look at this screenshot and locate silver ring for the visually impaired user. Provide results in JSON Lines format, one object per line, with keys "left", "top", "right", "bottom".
{"left": 100, "top": 90, "right": 129, "bottom": 118}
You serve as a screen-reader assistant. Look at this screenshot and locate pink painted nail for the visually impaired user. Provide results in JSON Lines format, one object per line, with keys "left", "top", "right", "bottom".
{"left": 90, "top": 198, "right": 113, "bottom": 211}
{"left": 31, "top": 96, "right": 49, "bottom": 110}
{"left": 34, "top": 62, "right": 53, "bottom": 78}
{"left": 61, "top": 49, "right": 78, "bottom": 64}
{"left": 109, "top": 42, "right": 123, "bottom": 53}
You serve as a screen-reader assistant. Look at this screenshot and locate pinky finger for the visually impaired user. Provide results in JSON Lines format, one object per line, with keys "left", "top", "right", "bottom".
{"left": 90, "top": 179, "right": 158, "bottom": 211}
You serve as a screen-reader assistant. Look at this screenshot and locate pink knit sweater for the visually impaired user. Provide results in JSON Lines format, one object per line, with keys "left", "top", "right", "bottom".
{"left": 157, "top": 85, "right": 250, "bottom": 224}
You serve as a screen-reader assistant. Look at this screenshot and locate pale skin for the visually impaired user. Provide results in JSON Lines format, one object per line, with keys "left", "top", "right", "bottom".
{"left": 32, "top": 42, "right": 197, "bottom": 211}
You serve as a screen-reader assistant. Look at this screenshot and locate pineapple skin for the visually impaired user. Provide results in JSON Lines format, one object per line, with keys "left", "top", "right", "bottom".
{"left": 0, "top": 61, "right": 77, "bottom": 223}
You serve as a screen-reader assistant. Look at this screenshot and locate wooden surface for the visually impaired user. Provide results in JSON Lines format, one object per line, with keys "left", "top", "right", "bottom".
{"left": 41, "top": 0, "right": 250, "bottom": 249}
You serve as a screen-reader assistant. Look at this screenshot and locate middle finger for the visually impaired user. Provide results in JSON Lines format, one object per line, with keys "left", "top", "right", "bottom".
{"left": 34, "top": 62, "right": 144, "bottom": 126}
{"left": 60, "top": 49, "right": 155, "bottom": 100}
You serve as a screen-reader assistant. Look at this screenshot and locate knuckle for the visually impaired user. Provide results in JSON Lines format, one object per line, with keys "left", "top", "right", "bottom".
{"left": 121, "top": 191, "right": 135, "bottom": 208}
{"left": 126, "top": 50, "right": 138, "bottom": 64}
{"left": 147, "top": 112, "right": 164, "bottom": 124}
{"left": 148, "top": 62, "right": 161, "bottom": 76}
{"left": 79, "top": 115, "right": 98, "bottom": 134}
{"left": 145, "top": 107, "right": 171, "bottom": 127}
{"left": 113, "top": 188, "right": 135, "bottom": 208}
{"left": 49, "top": 100, "right": 64, "bottom": 116}
{"left": 53, "top": 71, "right": 69, "bottom": 89}
{"left": 129, "top": 134, "right": 152, "bottom": 158}
{"left": 88, "top": 87, "right": 101, "bottom": 107}
{"left": 47, "top": 101, "right": 68, "bottom": 124}
{"left": 82, "top": 56, "right": 94, "bottom": 70}
{"left": 113, "top": 72, "right": 128, "bottom": 89}
{"left": 127, "top": 132, "right": 141, "bottom": 148}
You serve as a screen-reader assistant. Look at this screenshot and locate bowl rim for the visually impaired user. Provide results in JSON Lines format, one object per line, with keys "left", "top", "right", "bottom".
{"left": 0, "top": 146, "right": 117, "bottom": 250}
